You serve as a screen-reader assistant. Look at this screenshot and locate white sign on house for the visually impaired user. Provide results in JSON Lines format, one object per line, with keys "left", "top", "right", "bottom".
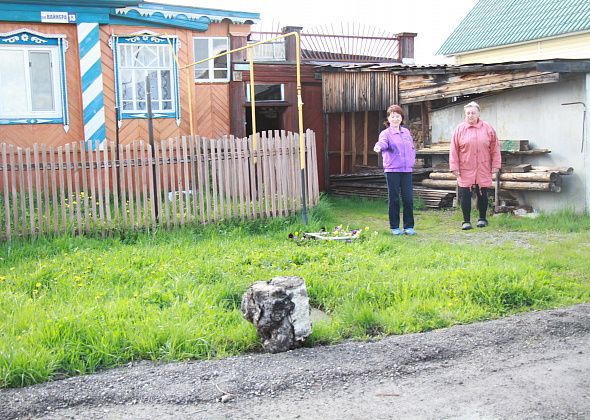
{"left": 41, "top": 11, "right": 73, "bottom": 23}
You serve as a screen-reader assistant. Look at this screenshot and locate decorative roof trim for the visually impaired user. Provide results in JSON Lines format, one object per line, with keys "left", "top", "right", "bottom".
{"left": 115, "top": 5, "right": 258, "bottom": 26}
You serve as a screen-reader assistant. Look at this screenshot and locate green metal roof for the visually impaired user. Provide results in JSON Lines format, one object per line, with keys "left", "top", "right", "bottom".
{"left": 437, "top": 0, "right": 590, "bottom": 55}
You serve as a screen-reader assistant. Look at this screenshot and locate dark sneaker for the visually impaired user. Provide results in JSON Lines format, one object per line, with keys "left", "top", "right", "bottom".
{"left": 461, "top": 222, "right": 472, "bottom": 230}
{"left": 476, "top": 219, "right": 488, "bottom": 228}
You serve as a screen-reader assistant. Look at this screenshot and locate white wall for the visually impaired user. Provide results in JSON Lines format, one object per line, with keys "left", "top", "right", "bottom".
{"left": 430, "top": 75, "right": 588, "bottom": 213}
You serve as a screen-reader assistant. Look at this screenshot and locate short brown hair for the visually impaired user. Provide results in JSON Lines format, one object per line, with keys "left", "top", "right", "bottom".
{"left": 384, "top": 104, "right": 405, "bottom": 127}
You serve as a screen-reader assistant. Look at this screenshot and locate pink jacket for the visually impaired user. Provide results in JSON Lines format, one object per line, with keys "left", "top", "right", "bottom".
{"left": 449, "top": 119, "right": 501, "bottom": 188}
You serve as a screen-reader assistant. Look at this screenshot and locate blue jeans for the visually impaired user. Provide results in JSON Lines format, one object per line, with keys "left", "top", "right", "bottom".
{"left": 385, "top": 172, "right": 414, "bottom": 230}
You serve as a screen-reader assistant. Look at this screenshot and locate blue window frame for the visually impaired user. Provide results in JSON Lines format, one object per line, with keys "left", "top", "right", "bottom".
{"left": 0, "top": 29, "right": 69, "bottom": 130}
{"left": 112, "top": 33, "right": 180, "bottom": 125}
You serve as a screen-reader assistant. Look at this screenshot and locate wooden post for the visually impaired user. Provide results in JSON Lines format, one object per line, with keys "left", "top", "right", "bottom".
{"left": 363, "top": 111, "right": 368, "bottom": 165}
{"left": 422, "top": 101, "right": 431, "bottom": 147}
{"left": 494, "top": 168, "right": 501, "bottom": 212}
{"left": 340, "top": 113, "right": 345, "bottom": 174}
{"left": 351, "top": 112, "right": 356, "bottom": 171}
{"left": 323, "top": 113, "right": 330, "bottom": 191}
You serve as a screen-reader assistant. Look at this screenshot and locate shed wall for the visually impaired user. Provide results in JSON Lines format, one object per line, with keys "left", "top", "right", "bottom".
{"left": 431, "top": 74, "right": 588, "bottom": 212}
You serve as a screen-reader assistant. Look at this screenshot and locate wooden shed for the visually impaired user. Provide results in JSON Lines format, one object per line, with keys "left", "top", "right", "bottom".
{"left": 317, "top": 59, "right": 590, "bottom": 212}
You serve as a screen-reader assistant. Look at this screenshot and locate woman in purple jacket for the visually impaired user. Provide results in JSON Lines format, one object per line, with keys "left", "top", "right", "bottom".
{"left": 373, "top": 105, "right": 416, "bottom": 235}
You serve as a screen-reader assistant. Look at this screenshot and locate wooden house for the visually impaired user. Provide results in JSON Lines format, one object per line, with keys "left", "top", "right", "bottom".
{"left": 0, "top": 0, "right": 258, "bottom": 149}
{"left": 437, "top": 0, "right": 590, "bottom": 65}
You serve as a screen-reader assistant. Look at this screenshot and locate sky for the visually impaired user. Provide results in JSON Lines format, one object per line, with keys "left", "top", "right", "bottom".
{"left": 153, "top": 0, "right": 478, "bottom": 64}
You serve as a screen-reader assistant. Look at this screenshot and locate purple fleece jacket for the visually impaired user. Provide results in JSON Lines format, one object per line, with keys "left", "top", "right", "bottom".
{"left": 375, "top": 126, "right": 416, "bottom": 172}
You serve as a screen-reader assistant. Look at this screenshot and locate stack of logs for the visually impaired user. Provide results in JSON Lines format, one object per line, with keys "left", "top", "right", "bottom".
{"left": 413, "top": 186, "right": 456, "bottom": 209}
{"left": 422, "top": 165, "right": 573, "bottom": 193}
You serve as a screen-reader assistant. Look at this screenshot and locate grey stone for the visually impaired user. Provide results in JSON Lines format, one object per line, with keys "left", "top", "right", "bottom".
{"left": 241, "top": 276, "right": 312, "bottom": 353}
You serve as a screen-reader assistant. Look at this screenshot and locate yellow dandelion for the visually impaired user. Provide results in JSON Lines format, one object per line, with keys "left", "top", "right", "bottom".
{"left": 35, "top": 282, "right": 42, "bottom": 288}
{"left": 365, "top": 226, "right": 369, "bottom": 230}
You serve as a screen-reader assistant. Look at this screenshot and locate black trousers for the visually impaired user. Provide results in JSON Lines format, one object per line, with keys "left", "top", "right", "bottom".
{"left": 385, "top": 172, "right": 414, "bottom": 229}
{"left": 458, "top": 185, "right": 489, "bottom": 223}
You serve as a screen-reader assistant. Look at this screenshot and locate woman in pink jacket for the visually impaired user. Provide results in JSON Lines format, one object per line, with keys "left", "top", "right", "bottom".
{"left": 449, "top": 101, "right": 501, "bottom": 230}
{"left": 373, "top": 105, "right": 416, "bottom": 235}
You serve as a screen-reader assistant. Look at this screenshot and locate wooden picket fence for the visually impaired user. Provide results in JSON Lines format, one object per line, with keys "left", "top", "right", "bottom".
{"left": 0, "top": 130, "right": 320, "bottom": 240}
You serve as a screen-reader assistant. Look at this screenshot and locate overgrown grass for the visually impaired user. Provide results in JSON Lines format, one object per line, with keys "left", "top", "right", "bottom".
{"left": 1, "top": 195, "right": 589, "bottom": 388}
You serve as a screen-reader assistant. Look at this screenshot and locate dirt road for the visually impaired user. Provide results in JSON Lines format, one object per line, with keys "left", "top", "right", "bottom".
{"left": 2, "top": 304, "right": 589, "bottom": 419}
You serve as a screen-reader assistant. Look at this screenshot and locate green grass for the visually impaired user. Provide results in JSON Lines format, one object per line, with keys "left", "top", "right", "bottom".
{"left": 1, "top": 195, "right": 589, "bottom": 387}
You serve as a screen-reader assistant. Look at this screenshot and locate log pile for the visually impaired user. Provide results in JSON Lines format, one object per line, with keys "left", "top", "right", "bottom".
{"left": 329, "top": 169, "right": 388, "bottom": 198}
{"left": 422, "top": 166, "right": 572, "bottom": 193}
{"left": 414, "top": 186, "right": 455, "bottom": 209}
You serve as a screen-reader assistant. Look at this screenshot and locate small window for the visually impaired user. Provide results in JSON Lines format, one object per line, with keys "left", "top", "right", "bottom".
{"left": 118, "top": 44, "right": 175, "bottom": 113}
{"left": 246, "top": 84, "right": 285, "bottom": 102}
{"left": 193, "top": 37, "right": 229, "bottom": 82}
{"left": 0, "top": 30, "right": 67, "bottom": 125}
{"left": 112, "top": 33, "right": 180, "bottom": 122}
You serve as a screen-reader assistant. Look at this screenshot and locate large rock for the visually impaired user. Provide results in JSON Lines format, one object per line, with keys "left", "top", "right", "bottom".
{"left": 241, "top": 276, "right": 312, "bottom": 353}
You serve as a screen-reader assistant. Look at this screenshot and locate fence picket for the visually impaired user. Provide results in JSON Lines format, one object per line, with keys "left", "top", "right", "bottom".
{"left": 94, "top": 146, "right": 105, "bottom": 238}
{"left": 16, "top": 148, "right": 26, "bottom": 236}
{"left": 309, "top": 130, "right": 320, "bottom": 206}
{"left": 72, "top": 142, "right": 83, "bottom": 235}
{"left": 34, "top": 145, "right": 43, "bottom": 235}
{"left": 285, "top": 132, "right": 296, "bottom": 213}
{"left": 210, "top": 139, "right": 219, "bottom": 222}
{"left": 103, "top": 145, "right": 112, "bottom": 232}
{"left": 2, "top": 144, "right": 10, "bottom": 240}
{"left": 109, "top": 142, "right": 120, "bottom": 230}
{"left": 48, "top": 146, "right": 58, "bottom": 235}
{"left": 140, "top": 142, "right": 149, "bottom": 228}
{"left": 79, "top": 143, "right": 90, "bottom": 234}
{"left": 131, "top": 142, "right": 141, "bottom": 228}
{"left": 215, "top": 139, "right": 225, "bottom": 220}
{"left": 201, "top": 137, "right": 212, "bottom": 223}
{"left": 118, "top": 144, "right": 128, "bottom": 230}
{"left": 246, "top": 136, "right": 256, "bottom": 219}
{"left": 24, "top": 148, "right": 36, "bottom": 238}
{"left": 222, "top": 136, "right": 230, "bottom": 219}
{"left": 125, "top": 144, "right": 135, "bottom": 228}
{"left": 87, "top": 147, "right": 97, "bottom": 229}
{"left": 175, "top": 137, "right": 185, "bottom": 226}
{"left": 188, "top": 136, "right": 198, "bottom": 222}
{"left": 64, "top": 144, "right": 74, "bottom": 234}
{"left": 41, "top": 144, "right": 51, "bottom": 234}
{"left": 181, "top": 136, "right": 191, "bottom": 223}
{"left": 194, "top": 136, "right": 205, "bottom": 224}
{"left": 235, "top": 137, "right": 245, "bottom": 220}
{"left": 57, "top": 147, "right": 69, "bottom": 234}
{"left": 160, "top": 140, "right": 170, "bottom": 229}
{"left": 148, "top": 142, "right": 157, "bottom": 227}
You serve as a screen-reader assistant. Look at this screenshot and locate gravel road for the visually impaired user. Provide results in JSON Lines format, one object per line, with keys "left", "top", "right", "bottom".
{"left": 1, "top": 303, "right": 589, "bottom": 419}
